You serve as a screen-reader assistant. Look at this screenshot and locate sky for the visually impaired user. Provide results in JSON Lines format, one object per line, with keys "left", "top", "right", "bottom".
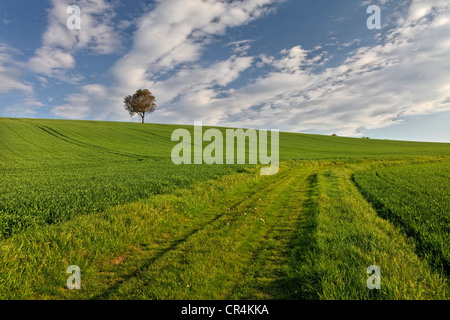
{"left": 0, "top": 0, "right": 449, "bottom": 142}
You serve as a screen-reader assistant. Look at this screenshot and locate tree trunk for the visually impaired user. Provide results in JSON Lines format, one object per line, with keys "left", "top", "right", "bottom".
{"left": 142, "top": 114, "right": 145, "bottom": 124}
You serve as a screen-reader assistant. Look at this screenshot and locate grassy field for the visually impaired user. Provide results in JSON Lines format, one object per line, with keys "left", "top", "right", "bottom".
{"left": 353, "top": 162, "right": 450, "bottom": 278}
{"left": 0, "top": 117, "right": 449, "bottom": 299}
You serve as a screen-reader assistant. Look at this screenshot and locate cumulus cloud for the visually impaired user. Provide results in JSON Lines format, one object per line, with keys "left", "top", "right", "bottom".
{"left": 53, "top": 54, "right": 255, "bottom": 120}
{"left": 151, "top": 0, "right": 450, "bottom": 136}
{"left": 160, "top": 0, "right": 450, "bottom": 135}
{"left": 52, "top": 84, "right": 109, "bottom": 119}
{"left": 200, "top": 2, "right": 449, "bottom": 135}
{"left": 111, "top": 0, "right": 279, "bottom": 89}
{"left": 28, "top": 0, "right": 119, "bottom": 81}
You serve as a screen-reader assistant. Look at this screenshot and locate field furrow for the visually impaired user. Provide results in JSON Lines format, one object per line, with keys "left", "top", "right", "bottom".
{"left": 90, "top": 170, "right": 299, "bottom": 299}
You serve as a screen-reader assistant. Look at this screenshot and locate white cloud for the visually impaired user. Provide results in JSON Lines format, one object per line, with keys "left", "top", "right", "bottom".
{"left": 226, "top": 40, "right": 256, "bottom": 55}
{"left": 28, "top": 0, "right": 120, "bottom": 80}
{"left": 211, "top": 0, "right": 450, "bottom": 135}
{"left": 52, "top": 54, "right": 255, "bottom": 121}
{"left": 3, "top": 97, "right": 44, "bottom": 117}
{"left": 111, "top": 0, "right": 280, "bottom": 90}
{"left": 0, "top": 43, "right": 32, "bottom": 93}
{"left": 148, "top": 0, "right": 450, "bottom": 136}
{"left": 52, "top": 84, "right": 108, "bottom": 119}
{"left": 29, "top": 46, "right": 75, "bottom": 75}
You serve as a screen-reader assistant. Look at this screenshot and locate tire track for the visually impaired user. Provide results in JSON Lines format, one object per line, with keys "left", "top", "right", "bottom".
{"left": 35, "top": 124, "right": 149, "bottom": 160}
{"left": 227, "top": 169, "right": 319, "bottom": 299}
{"left": 90, "top": 170, "right": 292, "bottom": 299}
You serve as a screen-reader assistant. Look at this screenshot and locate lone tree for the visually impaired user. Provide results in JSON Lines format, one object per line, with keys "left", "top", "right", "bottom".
{"left": 124, "top": 89, "right": 157, "bottom": 124}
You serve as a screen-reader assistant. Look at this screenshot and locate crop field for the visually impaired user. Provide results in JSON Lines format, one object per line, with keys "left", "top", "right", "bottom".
{"left": 353, "top": 162, "right": 450, "bottom": 278}
{"left": 0, "top": 117, "right": 449, "bottom": 300}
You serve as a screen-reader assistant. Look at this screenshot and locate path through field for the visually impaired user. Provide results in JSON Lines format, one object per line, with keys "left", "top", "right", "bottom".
{"left": 27, "top": 160, "right": 445, "bottom": 300}
{"left": 87, "top": 167, "right": 319, "bottom": 300}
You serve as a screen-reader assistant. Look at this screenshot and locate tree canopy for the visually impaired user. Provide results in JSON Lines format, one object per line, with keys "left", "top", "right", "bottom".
{"left": 124, "top": 89, "right": 157, "bottom": 124}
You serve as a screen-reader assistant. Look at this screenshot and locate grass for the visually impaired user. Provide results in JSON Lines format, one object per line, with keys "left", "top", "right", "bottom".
{"left": 311, "top": 165, "right": 447, "bottom": 299}
{"left": 353, "top": 162, "right": 450, "bottom": 279}
{"left": 0, "top": 117, "right": 449, "bottom": 299}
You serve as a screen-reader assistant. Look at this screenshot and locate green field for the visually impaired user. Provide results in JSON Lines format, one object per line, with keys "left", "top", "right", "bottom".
{"left": 353, "top": 163, "right": 450, "bottom": 277}
{"left": 0, "top": 117, "right": 449, "bottom": 299}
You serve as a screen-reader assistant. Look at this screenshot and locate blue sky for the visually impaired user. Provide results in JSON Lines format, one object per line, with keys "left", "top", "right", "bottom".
{"left": 1, "top": 0, "right": 449, "bottom": 142}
